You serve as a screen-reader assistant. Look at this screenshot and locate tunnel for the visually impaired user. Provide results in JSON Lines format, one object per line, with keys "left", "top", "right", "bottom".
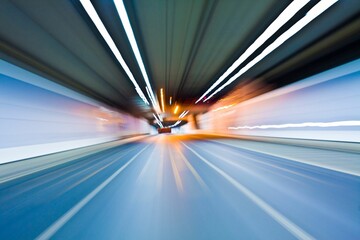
{"left": 0, "top": 0, "right": 360, "bottom": 239}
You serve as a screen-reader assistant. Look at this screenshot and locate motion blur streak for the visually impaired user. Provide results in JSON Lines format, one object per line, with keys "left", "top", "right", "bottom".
{"left": 200, "top": 58, "right": 360, "bottom": 142}
{"left": 205, "top": 0, "right": 338, "bottom": 101}
{"left": 35, "top": 145, "right": 150, "bottom": 240}
{"left": 1, "top": 135, "right": 359, "bottom": 240}
{"left": 181, "top": 142, "right": 314, "bottom": 240}
{"left": 1, "top": 0, "right": 360, "bottom": 239}
{"left": 195, "top": 0, "right": 311, "bottom": 103}
{"left": 78, "top": 0, "right": 149, "bottom": 105}
{"left": 173, "top": 144, "right": 208, "bottom": 190}
{"left": 0, "top": 59, "right": 150, "bottom": 163}
{"left": 228, "top": 120, "right": 360, "bottom": 130}
{"left": 168, "top": 147, "right": 184, "bottom": 193}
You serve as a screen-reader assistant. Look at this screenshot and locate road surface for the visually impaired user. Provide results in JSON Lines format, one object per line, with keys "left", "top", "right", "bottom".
{"left": 0, "top": 135, "right": 359, "bottom": 239}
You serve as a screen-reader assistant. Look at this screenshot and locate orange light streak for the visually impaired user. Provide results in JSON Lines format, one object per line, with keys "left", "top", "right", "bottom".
{"left": 160, "top": 88, "right": 165, "bottom": 112}
{"left": 174, "top": 105, "right": 179, "bottom": 114}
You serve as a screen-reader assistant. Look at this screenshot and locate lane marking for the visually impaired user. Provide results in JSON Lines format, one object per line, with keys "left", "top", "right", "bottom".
{"left": 210, "top": 139, "right": 360, "bottom": 177}
{"left": 6, "top": 147, "right": 140, "bottom": 202}
{"left": 136, "top": 145, "right": 156, "bottom": 182}
{"left": 169, "top": 148, "right": 184, "bottom": 193}
{"left": 136, "top": 137, "right": 160, "bottom": 182}
{"left": 190, "top": 142, "right": 321, "bottom": 189}
{"left": 182, "top": 142, "right": 315, "bottom": 240}
{"left": 1, "top": 151, "right": 119, "bottom": 203}
{"left": 195, "top": 142, "right": 325, "bottom": 184}
{"left": 156, "top": 141, "right": 165, "bottom": 191}
{"left": 53, "top": 147, "right": 139, "bottom": 195}
{"left": 35, "top": 145, "right": 149, "bottom": 240}
{"left": 175, "top": 144, "right": 208, "bottom": 191}
{"left": 0, "top": 145, "right": 130, "bottom": 184}
{"left": 62, "top": 155, "right": 123, "bottom": 193}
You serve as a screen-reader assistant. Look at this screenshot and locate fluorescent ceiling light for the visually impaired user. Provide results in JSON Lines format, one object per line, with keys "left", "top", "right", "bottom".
{"left": 179, "top": 110, "right": 189, "bottom": 118}
{"left": 79, "top": 0, "right": 149, "bottom": 105}
{"left": 146, "top": 87, "right": 155, "bottom": 105}
{"left": 160, "top": 88, "right": 165, "bottom": 112}
{"left": 153, "top": 113, "right": 163, "bottom": 128}
{"left": 135, "top": 87, "right": 149, "bottom": 105}
{"left": 114, "top": 0, "right": 158, "bottom": 109}
{"left": 174, "top": 105, "right": 179, "bottom": 114}
{"left": 152, "top": 112, "right": 163, "bottom": 122}
{"left": 195, "top": 0, "right": 311, "bottom": 104}
{"left": 146, "top": 87, "right": 162, "bottom": 113}
{"left": 205, "top": 0, "right": 338, "bottom": 101}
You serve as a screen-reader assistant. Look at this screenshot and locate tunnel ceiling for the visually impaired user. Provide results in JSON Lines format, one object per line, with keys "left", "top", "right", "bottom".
{"left": 1, "top": 0, "right": 360, "bottom": 120}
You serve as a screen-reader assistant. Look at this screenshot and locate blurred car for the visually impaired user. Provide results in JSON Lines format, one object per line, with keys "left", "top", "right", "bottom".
{"left": 158, "top": 127, "right": 171, "bottom": 134}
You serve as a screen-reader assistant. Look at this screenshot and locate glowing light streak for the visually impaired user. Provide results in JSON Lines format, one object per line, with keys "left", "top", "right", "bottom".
{"left": 212, "top": 104, "right": 234, "bottom": 112}
{"left": 179, "top": 110, "right": 189, "bottom": 118}
{"left": 205, "top": 0, "right": 338, "bottom": 101}
{"left": 113, "top": 0, "right": 158, "bottom": 108}
{"left": 96, "top": 117, "right": 109, "bottom": 122}
{"left": 174, "top": 105, "right": 179, "bottom": 114}
{"left": 228, "top": 120, "right": 360, "bottom": 130}
{"left": 195, "top": 0, "right": 311, "bottom": 103}
{"left": 152, "top": 113, "right": 163, "bottom": 128}
{"left": 146, "top": 87, "right": 161, "bottom": 113}
{"left": 160, "top": 88, "right": 165, "bottom": 112}
{"left": 79, "top": 0, "right": 149, "bottom": 105}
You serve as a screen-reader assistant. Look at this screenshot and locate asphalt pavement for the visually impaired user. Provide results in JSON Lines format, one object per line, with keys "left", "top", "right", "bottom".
{"left": 0, "top": 134, "right": 359, "bottom": 240}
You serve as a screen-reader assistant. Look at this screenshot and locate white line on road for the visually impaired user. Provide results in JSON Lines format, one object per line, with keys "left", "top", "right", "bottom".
{"left": 35, "top": 145, "right": 149, "bottom": 240}
{"left": 175, "top": 144, "right": 208, "bottom": 191}
{"left": 182, "top": 142, "right": 315, "bottom": 240}
{"left": 169, "top": 148, "right": 184, "bottom": 193}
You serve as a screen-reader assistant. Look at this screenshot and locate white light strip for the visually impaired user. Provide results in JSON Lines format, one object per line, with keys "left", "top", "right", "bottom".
{"left": 146, "top": 87, "right": 156, "bottom": 106}
{"left": 96, "top": 117, "right": 109, "bottom": 121}
{"left": 179, "top": 111, "right": 185, "bottom": 118}
{"left": 228, "top": 120, "right": 360, "bottom": 130}
{"left": 195, "top": 0, "right": 310, "bottom": 104}
{"left": 136, "top": 87, "right": 149, "bottom": 105}
{"left": 153, "top": 113, "right": 160, "bottom": 122}
{"left": 221, "top": 58, "right": 360, "bottom": 110}
{"left": 157, "top": 121, "right": 163, "bottom": 128}
{"left": 113, "top": 0, "right": 158, "bottom": 108}
{"left": 212, "top": 104, "right": 234, "bottom": 112}
{"left": 146, "top": 87, "right": 161, "bottom": 113}
{"left": 155, "top": 119, "right": 163, "bottom": 128}
{"left": 179, "top": 110, "right": 189, "bottom": 118}
{"left": 205, "top": 0, "right": 338, "bottom": 101}
{"left": 152, "top": 113, "right": 163, "bottom": 128}
{"left": 79, "top": 0, "right": 149, "bottom": 105}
